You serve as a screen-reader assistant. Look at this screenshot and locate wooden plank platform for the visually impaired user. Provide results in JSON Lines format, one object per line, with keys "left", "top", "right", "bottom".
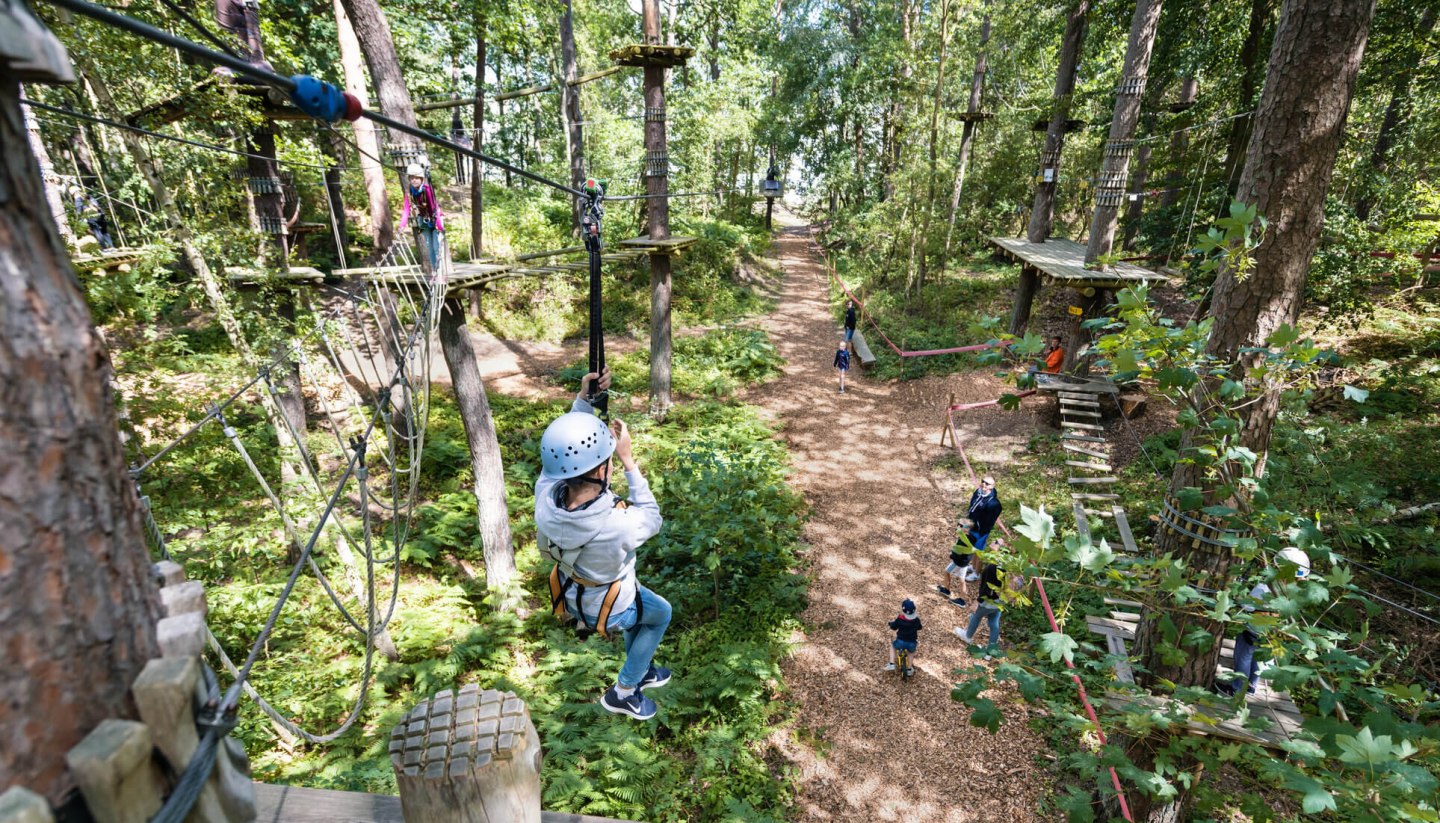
{"left": 253, "top": 783, "right": 637, "bottom": 823}
{"left": 1069, "top": 476, "right": 1118, "bottom": 484}
{"left": 1061, "top": 421, "right": 1105, "bottom": 431}
{"left": 1036, "top": 373, "right": 1120, "bottom": 395}
{"left": 71, "top": 246, "right": 153, "bottom": 271}
{"left": 989, "top": 236, "right": 1171, "bottom": 289}
{"left": 1073, "top": 500, "right": 1092, "bottom": 544}
{"left": 1061, "top": 408, "right": 1103, "bottom": 419}
{"left": 225, "top": 266, "right": 327, "bottom": 285}
{"left": 1062, "top": 433, "right": 1107, "bottom": 443}
{"left": 1066, "top": 460, "right": 1113, "bottom": 471}
{"left": 1072, "top": 492, "right": 1120, "bottom": 500}
{"left": 1083, "top": 614, "right": 1306, "bottom": 749}
{"left": 618, "top": 234, "right": 698, "bottom": 254}
{"left": 850, "top": 329, "right": 877, "bottom": 365}
{"left": 1063, "top": 443, "right": 1110, "bottom": 459}
{"left": 1113, "top": 506, "right": 1140, "bottom": 553}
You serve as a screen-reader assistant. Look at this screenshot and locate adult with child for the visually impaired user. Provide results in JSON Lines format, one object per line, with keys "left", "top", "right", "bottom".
{"left": 833, "top": 339, "right": 851, "bottom": 393}
{"left": 535, "top": 367, "right": 673, "bottom": 721}
{"left": 937, "top": 475, "right": 1002, "bottom": 606}
{"left": 884, "top": 598, "right": 922, "bottom": 675}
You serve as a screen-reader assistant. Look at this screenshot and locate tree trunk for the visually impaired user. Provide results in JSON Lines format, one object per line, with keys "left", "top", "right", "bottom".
{"left": 882, "top": 0, "right": 914, "bottom": 203}
{"left": 1083, "top": 0, "right": 1165, "bottom": 269}
{"left": 323, "top": 130, "right": 348, "bottom": 258}
{"left": 336, "top": 0, "right": 420, "bottom": 157}
{"left": 1028, "top": 0, "right": 1090, "bottom": 243}
{"left": 334, "top": 0, "right": 393, "bottom": 253}
{"left": 1354, "top": 7, "right": 1436, "bottom": 222}
{"left": 1120, "top": 144, "right": 1151, "bottom": 250}
{"left": 1222, "top": 0, "right": 1274, "bottom": 198}
{"left": 1125, "top": 0, "right": 1375, "bottom": 815}
{"left": 0, "top": 73, "right": 163, "bottom": 807}
{"left": 469, "top": 27, "right": 486, "bottom": 320}
{"left": 642, "top": 0, "right": 674, "bottom": 418}
{"left": 560, "top": 0, "right": 586, "bottom": 233}
{"left": 22, "top": 94, "right": 77, "bottom": 248}
{"left": 943, "top": 11, "right": 991, "bottom": 265}
{"left": 916, "top": 0, "right": 954, "bottom": 289}
{"left": 437, "top": 301, "right": 518, "bottom": 610}
{"left": 1156, "top": 76, "right": 1198, "bottom": 211}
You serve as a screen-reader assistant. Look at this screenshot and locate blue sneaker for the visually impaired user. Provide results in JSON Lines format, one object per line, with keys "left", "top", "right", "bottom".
{"left": 600, "top": 686, "right": 657, "bottom": 720}
{"left": 638, "top": 665, "right": 671, "bottom": 690}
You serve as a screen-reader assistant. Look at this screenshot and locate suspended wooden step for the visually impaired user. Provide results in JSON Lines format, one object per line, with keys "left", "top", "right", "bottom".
{"left": 609, "top": 44, "right": 695, "bottom": 68}
{"left": 1063, "top": 443, "right": 1110, "bottom": 459}
{"left": 1069, "top": 476, "right": 1118, "bottom": 484}
{"left": 1082, "top": 508, "right": 1117, "bottom": 518}
{"left": 1032, "top": 117, "right": 1085, "bottom": 133}
{"left": 1059, "top": 393, "right": 1102, "bottom": 404}
{"left": 1062, "top": 433, "right": 1107, "bottom": 443}
{"left": 1113, "top": 506, "right": 1140, "bottom": 553}
{"left": 1071, "top": 492, "right": 1120, "bottom": 501}
{"left": 1103, "top": 597, "right": 1143, "bottom": 609}
{"left": 1072, "top": 500, "right": 1092, "bottom": 544}
{"left": 1061, "top": 421, "right": 1105, "bottom": 431}
{"left": 618, "top": 235, "right": 699, "bottom": 255}
{"left": 1066, "top": 460, "right": 1113, "bottom": 472}
{"left": 952, "top": 110, "right": 995, "bottom": 122}
{"left": 1062, "top": 409, "right": 1103, "bottom": 419}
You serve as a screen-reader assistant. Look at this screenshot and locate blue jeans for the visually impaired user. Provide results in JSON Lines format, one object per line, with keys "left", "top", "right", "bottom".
{"left": 845, "top": 327, "right": 855, "bottom": 341}
{"left": 417, "top": 228, "right": 442, "bottom": 271}
{"left": 965, "top": 602, "right": 1002, "bottom": 646}
{"left": 603, "top": 585, "right": 673, "bottom": 689}
{"left": 1229, "top": 629, "right": 1260, "bottom": 694}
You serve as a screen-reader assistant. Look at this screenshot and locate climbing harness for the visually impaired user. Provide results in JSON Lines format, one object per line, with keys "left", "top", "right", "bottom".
{"left": 544, "top": 499, "right": 641, "bottom": 641}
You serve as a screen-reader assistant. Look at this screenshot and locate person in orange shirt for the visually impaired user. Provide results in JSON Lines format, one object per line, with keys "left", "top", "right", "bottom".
{"left": 1043, "top": 336, "right": 1065, "bottom": 373}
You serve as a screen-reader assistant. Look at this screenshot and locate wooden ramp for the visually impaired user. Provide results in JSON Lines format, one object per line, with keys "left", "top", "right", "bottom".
{"left": 989, "top": 236, "right": 1170, "bottom": 290}
{"left": 1056, "top": 388, "right": 1141, "bottom": 553}
{"left": 850, "top": 329, "right": 876, "bottom": 366}
{"left": 71, "top": 246, "right": 155, "bottom": 272}
{"left": 1084, "top": 612, "right": 1305, "bottom": 750}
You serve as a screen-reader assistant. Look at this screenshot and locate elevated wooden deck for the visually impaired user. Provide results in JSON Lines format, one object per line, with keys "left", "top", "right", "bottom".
{"left": 618, "top": 235, "right": 698, "bottom": 255}
{"left": 71, "top": 246, "right": 153, "bottom": 271}
{"left": 1085, "top": 610, "right": 1305, "bottom": 749}
{"left": 989, "top": 237, "right": 1170, "bottom": 290}
{"left": 1033, "top": 372, "right": 1119, "bottom": 395}
{"left": 253, "top": 782, "right": 636, "bottom": 823}
{"left": 226, "top": 266, "right": 327, "bottom": 286}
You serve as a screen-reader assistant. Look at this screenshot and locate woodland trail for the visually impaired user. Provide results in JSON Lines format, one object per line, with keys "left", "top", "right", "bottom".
{"left": 750, "top": 209, "right": 1051, "bottom": 822}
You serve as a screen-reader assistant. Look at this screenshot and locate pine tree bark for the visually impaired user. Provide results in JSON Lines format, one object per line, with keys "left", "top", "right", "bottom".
{"left": 334, "top": 0, "right": 394, "bottom": 253}
{"left": 1027, "top": 0, "right": 1090, "bottom": 243}
{"left": 0, "top": 73, "right": 162, "bottom": 807}
{"left": 915, "top": 0, "right": 954, "bottom": 289}
{"left": 438, "top": 301, "right": 518, "bottom": 610}
{"left": 469, "top": 26, "right": 486, "bottom": 324}
{"left": 643, "top": 0, "right": 674, "bottom": 419}
{"left": 22, "top": 95, "right": 77, "bottom": 248}
{"left": 1123, "top": 0, "right": 1376, "bottom": 815}
{"left": 336, "top": 0, "right": 419, "bottom": 156}
{"left": 1083, "top": 0, "right": 1165, "bottom": 269}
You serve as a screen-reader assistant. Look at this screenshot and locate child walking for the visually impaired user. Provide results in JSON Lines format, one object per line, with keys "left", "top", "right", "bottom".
{"left": 833, "top": 340, "right": 851, "bottom": 393}
{"left": 884, "top": 599, "right": 922, "bottom": 675}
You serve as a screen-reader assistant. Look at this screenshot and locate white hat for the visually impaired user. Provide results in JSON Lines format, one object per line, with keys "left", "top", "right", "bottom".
{"left": 1277, "top": 547, "right": 1311, "bottom": 579}
{"left": 406, "top": 163, "right": 425, "bottom": 177}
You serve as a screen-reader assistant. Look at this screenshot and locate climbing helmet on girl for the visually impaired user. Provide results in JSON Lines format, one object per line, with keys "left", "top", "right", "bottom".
{"left": 540, "top": 412, "right": 615, "bottom": 479}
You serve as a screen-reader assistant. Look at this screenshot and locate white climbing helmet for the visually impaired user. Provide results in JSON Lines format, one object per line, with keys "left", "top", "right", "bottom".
{"left": 1277, "top": 546, "right": 1311, "bottom": 579}
{"left": 540, "top": 412, "right": 615, "bottom": 479}
{"left": 406, "top": 163, "right": 425, "bottom": 178}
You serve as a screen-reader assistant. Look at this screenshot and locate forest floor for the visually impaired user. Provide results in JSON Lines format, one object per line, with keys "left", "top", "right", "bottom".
{"left": 744, "top": 208, "right": 1053, "bottom": 822}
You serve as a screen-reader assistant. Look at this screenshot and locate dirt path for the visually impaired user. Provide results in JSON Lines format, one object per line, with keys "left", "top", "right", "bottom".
{"left": 750, "top": 210, "right": 1051, "bottom": 822}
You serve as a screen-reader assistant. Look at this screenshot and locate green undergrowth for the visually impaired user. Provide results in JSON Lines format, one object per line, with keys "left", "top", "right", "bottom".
{"left": 480, "top": 215, "right": 777, "bottom": 342}
{"left": 824, "top": 246, "right": 1014, "bottom": 381}
{"left": 127, "top": 326, "right": 807, "bottom": 822}
{"left": 555, "top": 326, "right": 785, "bottom": 402}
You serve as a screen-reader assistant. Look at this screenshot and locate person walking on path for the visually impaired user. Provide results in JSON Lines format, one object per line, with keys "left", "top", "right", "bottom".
{"left": 937, "top": 476, "right": 1002, "bottom": 605}
{"left": 834, "top": 340, "right": 851, "bottom": 393}
{"left": 884, "top": 599, "right": 923, "bottom": 675}
{"left": 400, "top": 163, "right": 445, "bottom": 272}
{"left": 955, "top": 548, "right": 1011, "bottom": 649}
{"left": 843, "top": 299, "right": 858, "bottom": 342}
{"left": 535, "top": 368, "right": 674, "bottom": 721}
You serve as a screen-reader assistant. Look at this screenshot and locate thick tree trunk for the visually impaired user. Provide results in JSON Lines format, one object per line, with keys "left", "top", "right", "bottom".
{"left": 882, "top": 0, "right": 914, "bottom": 202}
{"left": 1120, "top": 144, "right": 1151, "bottom": 250}
{"left": 1222, "top": 0, "right": 1274, "bottom": 198}
{"left": 1027, "top": 0, "right": 1090, "bottom": 243}
{"left": 916, "top": 0, "right": 954, "bottom": 290}
{"left": 1156, "top": 76, "right": 1198, "bottom": 214}
{"left": 1125, "top": 0, "right": 1375, "bottom": 815}
{"left": 942, "top": 11, "right": 991, "bottom": 265}
{"left": 0, "top": 73, "right": 162, "bottom": 807}
{"left": 1083, "top": 0, "right": 1165, "bottom": 268}
{"left": 437, "top": 301, "right": 518, "bottom": 610}
{"left": 1354, "top": 7, "right": 1435, "bottom": 222}
{"left": 334, "top": 0, "right": 393, "bottom": 253}
{"left": 643, "top": 0, "right": 674, "bottom": 418}
{"left": 560, "top": 0, "right": 586, "bottom": 232}
{"left": 336, "top": 0, "right": 419, "bottom": 157}
{"left": 469, "top": 27, "right": 486, "bottom": 321}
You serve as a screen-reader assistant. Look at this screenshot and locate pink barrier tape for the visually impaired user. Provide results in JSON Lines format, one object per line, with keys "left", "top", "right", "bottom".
{"left": 809, "top": 226, "right": 1011, "bottom": 360}
{"left": 949, "top": 389, "right": 1037, "bottom": 412}
{"left": 942, "top": 406, "right": 1136, "bottom": 822}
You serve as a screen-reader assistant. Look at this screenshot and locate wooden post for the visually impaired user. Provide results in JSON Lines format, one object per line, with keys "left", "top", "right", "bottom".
{"left": 642, "top": 0, "right": 675, "bottom": 419}
{"left": 389, "top": 685, "right": 542, "bottom": 823}
{"left": 65, "top": 721, "right": 165, "bottom": 823}
{"left": 0, "top": 788, "right": 55, "bottom": 823}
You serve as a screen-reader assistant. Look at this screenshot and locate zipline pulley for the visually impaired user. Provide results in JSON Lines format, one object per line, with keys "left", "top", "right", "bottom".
{"left": 581, "top": 177, "right": 608, "bottom": 419}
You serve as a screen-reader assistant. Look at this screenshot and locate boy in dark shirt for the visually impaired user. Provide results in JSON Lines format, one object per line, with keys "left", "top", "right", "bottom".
{"left": 955, "top": 546, "right": 1014, "bottom": 649}
{"left": 833, "top": 341, "right": 851, "bottom": 393}
{"left": 843, "top": 300, "right": 858, "bottom": 342}
{"left": 884, "top": 599, "right": 922, "bottom": 675}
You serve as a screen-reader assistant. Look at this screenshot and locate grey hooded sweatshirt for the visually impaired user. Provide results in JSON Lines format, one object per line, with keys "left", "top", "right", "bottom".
{"left": 534, "top": 397, "right": 663, "bottom": 623}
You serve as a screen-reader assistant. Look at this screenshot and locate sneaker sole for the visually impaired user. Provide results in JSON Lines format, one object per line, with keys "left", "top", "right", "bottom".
{"left": 600, "top": 698, "right": 657, "bottom": 721}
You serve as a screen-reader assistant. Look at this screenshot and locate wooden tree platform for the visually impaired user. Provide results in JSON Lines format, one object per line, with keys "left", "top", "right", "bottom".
{"left": 1085, "top": 610, "right": 1306, "bottom": 749}
{"left": 618, "top": 235, "right": 698, "bottom": 255}
{"left": 608, "top": 43, "right": 695, "bottom": 68}
{"left": 253, "top": 782, "right": 636, "bottom": 823}
{"left": 990, "top": 237, "right": 1171, "bottom": 290}
{"left": 225, "top": 266, "right": 327, "bottom": 286}
{"left": 1032, "top": 372, "right": 1120, "bottom": 395}
{"left": 71, "top": 246, "right": 153, "bottom": 271}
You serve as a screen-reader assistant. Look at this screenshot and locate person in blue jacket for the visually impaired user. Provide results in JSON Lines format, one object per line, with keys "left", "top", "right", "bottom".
{"left": 833, "top": 340, "right": 851, "bottom": 393}
{"left": 937, "top": 476, "right": 1002, "bottom": 606}
{"left": 884, "top": 599, "right": 922, "bottom": 675}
